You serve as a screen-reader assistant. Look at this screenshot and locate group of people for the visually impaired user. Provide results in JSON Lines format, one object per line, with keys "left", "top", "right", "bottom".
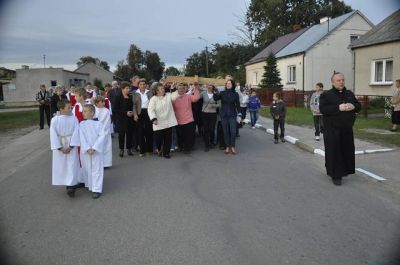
{"left": 45, "top": 71, "right": 399, "bottom": 196}
{"left": 46, "top": 76, "right": 266, "bottom": 198}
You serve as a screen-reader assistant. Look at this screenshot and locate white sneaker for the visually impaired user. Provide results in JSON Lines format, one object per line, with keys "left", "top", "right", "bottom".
{"left": 252, "top": 126, "right": 256, "bottom": 129}
{"left": 315, "top": 136, "right": 320, "bottom": 141}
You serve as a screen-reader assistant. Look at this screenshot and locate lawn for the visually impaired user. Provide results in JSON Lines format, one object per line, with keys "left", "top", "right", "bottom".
{"left": 0, "top": 110, "right": 39, "bottom": 131}
{"left": 260, "top": 106, "right": 400, "bottom": 147}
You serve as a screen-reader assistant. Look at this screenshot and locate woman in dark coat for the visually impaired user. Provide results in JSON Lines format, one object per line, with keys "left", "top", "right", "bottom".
{"left": 319, "top": 72, "right": 361, "bottom": 186}
{"left": 213, "top": 79, "right": 241, "bottom": 155}
{"left": 113, "top": 82, "right": 135, "bottom": 157}
{"left": 50, "top": 86, "right": 67, "bottom": 117}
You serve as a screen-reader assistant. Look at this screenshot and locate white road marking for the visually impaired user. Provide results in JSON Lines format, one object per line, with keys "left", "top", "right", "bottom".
{"left": 356, "top": 168, "right": 386, "bottom": 181}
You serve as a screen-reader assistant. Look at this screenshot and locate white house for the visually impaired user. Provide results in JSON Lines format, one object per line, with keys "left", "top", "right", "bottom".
{"left": 245, "top": 11, "right": 373, "bottom": 92}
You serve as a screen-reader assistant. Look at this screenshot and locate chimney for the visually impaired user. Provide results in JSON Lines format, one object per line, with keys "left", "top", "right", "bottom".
{"left": 320, "top": 17, "right": 330, "bottom": 23}
{"left": 292, "top": 24, "right": 302, "bottom": 32}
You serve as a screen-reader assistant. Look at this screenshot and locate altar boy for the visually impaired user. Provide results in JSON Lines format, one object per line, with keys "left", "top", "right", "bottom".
{"left": 79, "top": 104, "right": 106, "bottom": 199}
{"left": 94, "top": 96, "right": 112, "bottom": 168}
{"left": 50, "top": 99, "right": 80, "bottom": 197}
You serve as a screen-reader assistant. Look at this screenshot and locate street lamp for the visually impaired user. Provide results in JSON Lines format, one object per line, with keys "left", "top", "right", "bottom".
{"left": 198, "top": 36, "right": 209, "bottom": 77}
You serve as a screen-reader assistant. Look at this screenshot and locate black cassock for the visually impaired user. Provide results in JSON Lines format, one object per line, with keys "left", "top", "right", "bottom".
{"left": 319, "top": 87, "right": 361, "bottom": 178}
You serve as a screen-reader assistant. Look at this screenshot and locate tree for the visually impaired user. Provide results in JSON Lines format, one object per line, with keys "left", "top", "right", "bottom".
{"left": 114, "top": 60, "right": 132, "bottom": 81}
{"left": 247, "top": 0, "right": 353, "bottom": 46}
{"left": 259, "top": 52, "right": 282, "bottom": 88}
{"left": 127, "top": 44, "right": 144, "bottom": 75}
{"left": 143, "top": 51, "right": 165, "bottom": 81}
{"left": 185, "top": 52, "right": 207, "bottom": 77}
{"left": 77, "top": 56, "right": 110, "bottom": 71}
{"left": 164, "top": 66, "right": 181, "bottom": 77}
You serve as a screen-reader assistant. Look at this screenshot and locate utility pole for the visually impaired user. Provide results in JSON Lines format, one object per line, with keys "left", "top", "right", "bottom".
{"left": 43, "top": 54, "right": 46, "bottom": 68}
{"left": 198, "top": 36, "right": 209, "bottom": 77}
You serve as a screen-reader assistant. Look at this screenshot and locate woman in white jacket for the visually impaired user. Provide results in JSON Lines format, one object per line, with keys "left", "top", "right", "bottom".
{"left": 148, "top": 83, "right": 178, "bottom": 158}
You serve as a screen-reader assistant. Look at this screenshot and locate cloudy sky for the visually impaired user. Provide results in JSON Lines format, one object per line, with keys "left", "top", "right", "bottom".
{"left": 0, "top": 0, "right": 399, "bottom": 72}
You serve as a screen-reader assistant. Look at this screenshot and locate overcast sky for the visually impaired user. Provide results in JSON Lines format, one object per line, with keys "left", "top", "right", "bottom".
{"left": 0, "top": 0, "right": 399, "bottom": 72}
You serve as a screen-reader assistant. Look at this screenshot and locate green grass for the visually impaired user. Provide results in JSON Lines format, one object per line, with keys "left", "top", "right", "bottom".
{"left": 260, "top": 107, "right": 400, "bottom": 147}
{"left": 0, "top": 110, "right": 39, "bottom": 131}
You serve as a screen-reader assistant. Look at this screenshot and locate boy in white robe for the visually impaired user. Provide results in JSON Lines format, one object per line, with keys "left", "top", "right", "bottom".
{"left": 50, "top": 99, "right": 80, "bottom": 197}
{"left": 79, "top": 104, "right": 106, "bottom": 199}
{"left": 94, "top": 96, "right": 112, "bottom": 168}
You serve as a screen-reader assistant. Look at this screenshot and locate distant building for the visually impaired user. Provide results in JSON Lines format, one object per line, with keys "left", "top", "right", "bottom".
{"left": 2, "top": 67, "right": 89, "bottom": 105}
{"left": 1, "top": 62, "right": 115, "bottom": 105}
{"left": 0, "top": 67, "right": 16, "bottom": 80}
{"left": 350, "top": 10, "right": 400, "bottom": 96}
{"left": 245, "top": 10, "right": 373, "bottom": 92}
{"left": 74, "top": 62, "right": 113, "bottom": 86}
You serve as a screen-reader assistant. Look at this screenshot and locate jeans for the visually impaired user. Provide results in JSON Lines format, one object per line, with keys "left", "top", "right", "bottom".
{"left": 273, "top": 118, "right": 285, "bottom": 139}
{"left": 202, "top": 112, "right": 217, "bottom": 147}
{"left": 313, "top": 115, "right": 323, "bottom": 136}
{"left": 221, "top": 116, "right": 237, "bottom": 147}
{"left": 249, "top": 111, "right": 258, "bottom": 127}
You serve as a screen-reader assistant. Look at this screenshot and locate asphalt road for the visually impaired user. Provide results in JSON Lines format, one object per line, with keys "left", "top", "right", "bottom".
{"left": 1, "top": 127, "right": 399, "bottom": 265}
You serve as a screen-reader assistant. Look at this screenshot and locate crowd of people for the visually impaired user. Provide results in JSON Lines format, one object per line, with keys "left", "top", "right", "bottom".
{"left": 45, "top": 75, "right": 267, "bottom": 198}
{"left": 43, "top": 72, "right": 400, "bottom": 196}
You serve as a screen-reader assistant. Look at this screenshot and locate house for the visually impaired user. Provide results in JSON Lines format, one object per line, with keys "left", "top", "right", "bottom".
{"left": 350, "top": 9, "right": 400, "bottom": 96}
{"left": 2, "top": 67, "right": 89, "bottom": 105}
{"left": 245, "top": 10, "right": 373, "bottom": 92}
{"left": 245, "top": 27, "right": 308, "bottom": 87}
{"left": 74, "top": 62, "right": 113, "bottom": 86}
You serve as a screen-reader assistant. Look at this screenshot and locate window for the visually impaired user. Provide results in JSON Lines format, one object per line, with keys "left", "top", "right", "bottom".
{"left": 350, "top": 35, "right": 360, "bottom": 43}
{"left": 371, "top": 59, "right": 393, "bottom": 85}
{"left": 288, "top": 65, "right": 296, "bottom": 83}
{"left": 50, "top": 80, "right": 57, "bottom": 86}
{"left": 252, "top": 72, "right": 258, "bottom": 85}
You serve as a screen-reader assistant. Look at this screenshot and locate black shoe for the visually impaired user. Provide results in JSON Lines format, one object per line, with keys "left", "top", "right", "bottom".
{"left": 75, "top": 183, "right": 85, "bottom": 189}
{"left": 390, "top": 128, "right": 397, "bottom": 132}
{"left": 274, "top": 139, "right": 278, "bottom": 144}
{"left": 281, "top": 138, "right": 286, "bottom": 143}
{"left": 66, "top": 187, "right": 75, "bottom": 197}
{"left": 204, "top": 147, "right": 209, "bottom": 152}
{"left": 127, "top": 149, "right": 134, "bottom": 156}
{"left": 163, "top": 154, "right": 171, "bottom": 159}
{"left": 183, "top": 150, "right": 191, "bottom": 154}
{"left": 332, "top": 177, "right": 342, "bottom": 186}
{"left": 92, "top": 192, "right": 101, "bottom": 199}
{"left": 119, "top": 150, "right": 124, "bottom": 157}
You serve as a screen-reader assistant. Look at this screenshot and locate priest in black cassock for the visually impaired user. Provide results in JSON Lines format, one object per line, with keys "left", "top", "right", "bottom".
{"left": 319, "top": 72, "right": 361, "bottom": 186}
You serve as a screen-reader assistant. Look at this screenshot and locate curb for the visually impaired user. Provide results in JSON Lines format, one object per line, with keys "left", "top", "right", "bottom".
{"left": 245, "top": 119, "right": 395, "bottom": 157}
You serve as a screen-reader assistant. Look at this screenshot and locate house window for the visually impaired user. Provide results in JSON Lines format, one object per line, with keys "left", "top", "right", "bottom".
{"left": 288, "top": 65, "right": 296, "bottom": 83}
{"left": 252, "top": 72, "right": 258, "bottom": 85}
{"left": 350, "top": 35, "right": 360, "bottom": 43}
{"left": 50, "top": 80, "right": 57, "bottom": 86}
{"left": 371, "top": 59, "right": 393, "bottom": 85}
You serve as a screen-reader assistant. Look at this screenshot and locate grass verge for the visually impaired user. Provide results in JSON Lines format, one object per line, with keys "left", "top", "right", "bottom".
{"left": 0, "top": 110, "right": 38, "bottom": 131}
{"left": 260, "top": 107, "right": 400, "bottom": 147}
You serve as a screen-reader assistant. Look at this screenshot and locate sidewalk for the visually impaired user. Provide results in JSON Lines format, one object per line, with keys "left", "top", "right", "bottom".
{"left": 0, "top": 107, "right": 37, "bottom": 113}
{"left": 253, "top": 115, "right": 395, "bottom": 155}
{"left": 249, "top": 115, "right": 399, "bottom": 187}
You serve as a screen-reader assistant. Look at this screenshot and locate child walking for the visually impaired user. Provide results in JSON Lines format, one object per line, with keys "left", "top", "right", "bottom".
{"left": 49, "top": 99, "right": 80, "bottom": 197}
{"left": 79, "top": 104, "right": 106, "bottom": 199}
{"left": 247, "top": 90, "right": 261, "bottom": 129}
{"left": 94, "top": 96, "right": 113, "bottom": 168}
{"left": 310, "top": 82, "right": 324, "bottom": 141}
{"left": 270, "top": 92, "right": 286, "bottom": 144}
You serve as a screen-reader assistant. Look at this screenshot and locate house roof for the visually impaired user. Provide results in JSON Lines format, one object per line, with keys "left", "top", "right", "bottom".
{"left": 350, "top": 9, "right": 400, "bottom": 49}
{"left": 276, "top": 11, "right": 365, "bottom": 58}
{"left": 74, "top": 62, "right": 113, "bottom": 74}
{"left": 244, "top": 27, "right": 309, "bottom": 65}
